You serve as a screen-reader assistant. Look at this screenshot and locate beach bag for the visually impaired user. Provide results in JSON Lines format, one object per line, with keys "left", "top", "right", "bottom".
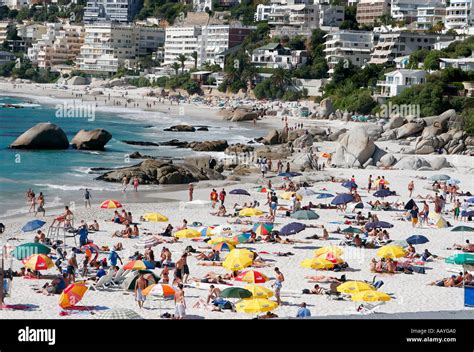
{"left": 285, "top": 211, "right": 291, "bottom": 217}
{"left": 302, "top": 289, "right": 310, "bottom": 294}
{"left": 373, "top": 280, "right": 384, "bottom": 289}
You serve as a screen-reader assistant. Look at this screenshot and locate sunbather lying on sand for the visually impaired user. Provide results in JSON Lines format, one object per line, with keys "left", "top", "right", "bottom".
{"left": 302, "top": 284, "right": 326, "bottom": 294}
{"left": 192, "top": 298, "right": 224, "bottom": 311}
{"left": 452, "top": 240, "right": 474, "bottom": 252}
{"left": 429, "top": 274, "right": 461, "bottom": 287}
{"left": 275, "top": 235, "right": 311, "bottom": 244}
{"left": 227, "top": 218, "right": 253, "bottom": 225}
{"left": 305, "top": 275, "right": 344, "bottom": 283}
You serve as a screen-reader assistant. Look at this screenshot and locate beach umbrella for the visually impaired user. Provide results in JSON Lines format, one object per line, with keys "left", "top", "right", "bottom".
{"left": 280, "top": 222, "right": 306, "bottom": 236}
{"left": 81, "top": 243, "right": 100, "bottom": 261}
{"left": 429, "top": 174, "right": 451, "bottom": 181}
{"left": 142, "top": 284, "right": 175, "bottom": 298}
{"left": 341, "top": 227, "right": 363, "bottom": 234}
{"left": 296, "top": 188, "right": 317, "bottom": 197}
{"left": 223, "top": 249, "right": 254, "bottom": 271}
{"left": 351, "top": 290, "right": 391, "bottom": 302}
{"left": 143, "top": 213, "right": 168, "bottom": 222}
{"left": 404, "top": 199, "right": 417, "bottom": 210}
{"left": 352, "top": 202, "right": 373, "bottom": 210}
{"left": 377, "top": 245, "right": 406, "bottom": 259}
{"left": 373, "top": 189, "right": 393, "bottom": 198}
{"left": 11, "top": 242, "right": 50, "bottom": 260}
{"left": 300, "top": 257, "right": 335, "bottom": 270}
{"left": 21, "top": 220, "right": 46, "bottom": 232}
{"left": 235, "top": 298, "right": 278, "bottom": 313}
{"left": 199, "top": 226, "right": 215, "bottom": 237}
{"left": 59, "top": 282, "right": 88, "bottom": 309}
{"left": 235, "top": 270, "right": 268, "bottom": 283}
{"left": 316, "top": 193, "right": 334, "bottom": 199}
{"left": 451, "top": 226, "right": 474, "bottom": 232}
{"left": 365, "top": 221, "right": 394, "bottom": 230}
{"left": 406, "top": 235, "right": 429, "bottom": 245}
{"left": 121, "top": 270, "right": 159, "bottom": 291}
{"left": 211, "top": 225, "right": 236, "bottom": 236}
{"left": 232, "top": 233, "right": 251, "bottom": 244}
{"left": 337, "top": 281, "right": 375, "bottom": 294}
{"left": 257, "top": 186, "right": 273, "bottom": 193}
{"left": 220, "top": 287, "right": 252, "bottom": 299}
{"left": 280, "top": 192, "right": 303, "bottom": 201}
{"left": 230, "top": 189, "right": 251, "bottom": 196}
{"left": 314, "top": 246, "right": 344, "bottom": 257}
{"left": 278, "top": 172, "right": 302, "bottom": 177}
{"left": 174, "top": 229, "right": 202, "bottom": 238}
{"left": 428, "top": 212, "right": 448, "bottom": 228}
{"left": 208, "top": 237, "right": 238, "bottom": 245}
{"left": 123, "top": 260, "right": 155, "bottom": 271}
{"left": 95, "top": 308, "right": 143, "bottom": 320}
{"left": 212, "top": 242, "right": 235, "bottom": 252}
{"left": 445, "top": 253, "right": 474, "bottom": 265}
{"left": 23, "top": 254, "right": 54, "bottom": 271}
{"left": 466, "top": 211, "right": 474, "bottom": 217}
{"left": 447, "top": 179, "right": 460, "bottom": 185}
{"left": 316, "top": 252, "right": 344, "bottom": 264}
{"left": 291, "top": 210, "right": 320, "bottom": 220}
{"left": 239, "top": 208, "right": 264, "bottom": 217}
{"left": 252, "top": 223, "right": 273, "bottom": 236}
{"left": 134, "top": 236, "right": 159, "bottom": 249}
{"left": 244, "top": 284, "right": 274, "bottom": 298}
{"left": 391, "top": 240, "right": 409, "bottom": 248}
{"left": 100, "top": 199, "right": 122, "bottom": 209}
{"left": 331, "top": 194, "right": 354, "bottom": 205}
{"left": 467, "top": 198, "right": 474, "bottom": 204}
{"left": 342, "top": 181, "right": 358, "bottom": 189}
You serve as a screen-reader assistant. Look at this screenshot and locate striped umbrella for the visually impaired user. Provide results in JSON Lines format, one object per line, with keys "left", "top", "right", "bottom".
{"left": 100, "top": 199, "right": 122, "bottom": 209}
{"left": 22, "top": 254, "right": 54, "bottom": 271}
{"left": 142, "top": 284, "right": 176, "bottom": 298}
{"left": 212, "top": 242, "right": 235, "bottom": 252}
{"left": 235, "top": 270, "right": 268, "bottom": 283}
{"left": 252, "top": 223, "right": 273, "bottom": 236}
{"left": 59, "top": 282, "right": 88, "bottom": 309}
{"left": 232, "top": 233, "right": 251, "bottom": 244}
{"left": 199, "top": 226, "right": 215, "bottom": 237}
{"left": 134, "top": 237, "right": 159, "bottom": 249}
{"left": 95, "top": 308, "right": 143, "bottom": 320}
{"left": 11, "top": 243, "right": 50, "bottom": 260}
{"left": 123, "top": 260, "right": 155, "bottom": 270}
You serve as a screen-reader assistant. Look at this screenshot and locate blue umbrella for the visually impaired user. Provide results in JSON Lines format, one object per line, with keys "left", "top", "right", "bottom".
{"left": 406, "top": 235, "right": 429, "bottom": 245}
{"left": 446, "top": 179, "right": 460, "bottom": 185}
{"left": 341, "top": 181, "right": 358, "bottom": 189}
{"left": 317, "top": 193, "right": 334, "bottom": 199}
{"left": 21, "top": 220, "right": 46, "bottom": 232}
{"left": 280, "top": 222, "right": 306, "bottom": 236}
{"left": 373, "top": 189, "right": 393, "bottom": 198}
{"left": 467, "top": 198, "right": 474, "bottom": 204}
{"left": 365, "top": 221, "right": 394, "bottom": 230}
{"left": 429, "top": 174, "right": 451, "bottom": 181}
{"left": 331, "top": 194, "right": 354, "bottom": 205}
{"left": 229, "top": 189, "right": 251, "bottom": 196}
{"left": 278, "top": 172, "right": 303, "bottom": 177}
{"left": 466, "top": 211, "right": 474, "bottom": 217}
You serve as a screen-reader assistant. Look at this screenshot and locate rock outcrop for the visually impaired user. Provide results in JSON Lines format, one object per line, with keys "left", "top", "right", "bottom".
{"left": 332, "top": 127, "right": 376, "bottom": 168}
{"left": 71, "top": 128, "right": 112, "bottom": 150}
{"left": 10, "top": 122, "right": 69, "bottom": 149}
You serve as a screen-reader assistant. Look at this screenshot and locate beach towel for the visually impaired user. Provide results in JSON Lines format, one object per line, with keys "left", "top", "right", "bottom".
{"left": 0, "top": 304, "right": 39, "bottom": 311}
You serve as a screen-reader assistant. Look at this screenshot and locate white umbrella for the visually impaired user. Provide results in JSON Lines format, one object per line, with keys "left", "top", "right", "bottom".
{"left": 94, "top": 308, "right": 143, "bottom": 320}
{"left": 211, "top": 225, "right": 236, "bottom": 236}
{"left": 134, "top": 236, "right": 159, "bottom": 249}
{"left": 297, "top": 188, "right": 317, "bottom": 196}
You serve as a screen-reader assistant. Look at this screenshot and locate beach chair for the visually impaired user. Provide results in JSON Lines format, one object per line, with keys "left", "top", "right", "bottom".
{"left": 111, "top": 268, "right": 129, "bottom": 286}
{"left": 355, "top": 302, "right": 385, "bottom": 315}
{"left": 88, "top": 269, "right": 115, "bottom": 290}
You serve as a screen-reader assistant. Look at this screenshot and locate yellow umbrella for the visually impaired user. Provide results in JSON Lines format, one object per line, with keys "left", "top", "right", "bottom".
{"left": 351, "top": 290, "right": 391, "bottom": 302}
{"left": 314, "top": 246, "right": 344, "bottom": 257}
{"left": 208, "top": 236, "right": 238, "bottom": 245}
{"left": 235, "top": 298, "right": 278, "bottom": 313}
{"left": 223, "top": 248, "right": 254, "bottom": 271}
{"left": 316, "top": 252, "right": 344, "bottom": 264}
{"left": 300, "top": 257, "right": 335, "bottom": 270}
{"left": 244, "top": 284, "right": 274, "bottom": 298}
{"left": 377, "top": 245, "right": 406, "bottom": 259}
{"left": 336, "top": 281, "right": 375, "bottom": 294}
{"left": 23, "top": 254, "right": 54, "bottom": 271}
{"left": 280, "top": 192, "right": 303, "bottom": 201}
{"left": 174, "top": 229, "right": 202, "bottom": 239}
{"left": 143, "top": 213, "right": 168, "bottom": 222}
{"left": 239, "top": 208, "right": 264, "bottom": 217}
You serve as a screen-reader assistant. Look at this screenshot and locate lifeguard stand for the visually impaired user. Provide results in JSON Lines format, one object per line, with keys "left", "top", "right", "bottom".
{"left": 47, "top": 221, "right": 77, "bottom": 248}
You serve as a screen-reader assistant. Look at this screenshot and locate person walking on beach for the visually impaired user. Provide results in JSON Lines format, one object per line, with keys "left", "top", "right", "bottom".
{"left": 35, "top": 192, "right": 45, "bottom": 217}
{"left": 122, "top": 176, "right": 129, "bottom": 192}
{"left": 66, "top": 251, "right": 78, "bottom": 283}
{"left": 28, "top": 190, "right": 36, "bottom": 213}
{"left": 260, "top": 162, "right": 268, "bottom": 178}
{"left": 210, "top": 189, "right": 218, "bottom": 208}
{"left": 83, "top": 188, "right": 92, "bottom": 208}
{"left": 134, "top": 273, "right": 147, "bottom": 309}
{"left": 272, "top": 267, "right": 285, "bottom": 305}
{"left": 367, "top": 175, "right": 373, "bottom": 193}
{"left": 219, "top": 188, "right": 226, "bottom": 206}
{"left": 174, "top": 283, "right": 186, "bottom": 319}
{"left": 133, "top": 177, "right": 139, "bottom": 192}
{"left": 188, "top": 183, "right": 194, "bottom": 202}
{"left": 408, "top": 180, "right": 415, "bottom": 198}
{"left": 410, "top": 205, "right": 419, "bottom": 228}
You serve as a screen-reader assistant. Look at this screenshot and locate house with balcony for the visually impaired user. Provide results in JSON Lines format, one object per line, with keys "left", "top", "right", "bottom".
{"left": 377, "top": 69, "right": 427, "bottom": 97}
{"left": 439, "top": 56, "right": 474, "bottom": 71}
{"left": 444, "top": 0, "right": 474, "bottom": 30}
{"left": 251, "top": 42, "right": 308, "bottom": 69}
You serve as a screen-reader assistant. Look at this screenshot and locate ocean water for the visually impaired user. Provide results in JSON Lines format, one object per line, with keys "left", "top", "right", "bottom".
{"left": 0, "top": 96, "right": 267, "bottom": 217}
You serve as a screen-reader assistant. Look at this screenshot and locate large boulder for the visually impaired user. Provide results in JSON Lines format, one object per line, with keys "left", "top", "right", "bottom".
{"left": 71, "top": 128, "right": 112, "bottom": 150}
{"left": 332, "top": 127, "right": 376, "bottom": 168}
{"left": 430, "top": 157, "right": 452, "bottom": 170}
{"left": 68, "top": 76, "right": 89, "bottom": 85}
{"left": 328, "top": 129, "right": 347, "bottom": 142}
{"left": 164, "top": 124, "right": 196, "bottom": 132}
{"left": 255, "top": 145, "right": 290, "bottom": 160}
{"left": 231, "top": 108, "right": 258, "bottom": 122}
{"left": 319, "top": 98, "right": 334, "bottom": 118}
{"left": 263, "top": 129, "right": 285, "bottom": 145}
{"left": 394, "top": 156, "right": 432, "bottom": 170}
{"left": 10, "top": 122, "right": 69, "bottom": 149}
{"left": 394, "top": 121, "right": 425, "bottom": 139}
{"left": 384, "top": 116, "right": 406, "bottom": 131}
{"left": 188, "top": 140, "right": 229, "bottom": 152}
{"left": 225, "top": 144, "right": 254, "bottom": 155}
{"left": 293, "top": 133, "right": 314, "bottom": 149}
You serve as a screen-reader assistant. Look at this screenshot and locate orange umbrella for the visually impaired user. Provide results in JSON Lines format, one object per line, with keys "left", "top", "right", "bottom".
{"left": 100, "top": 199, "right": 122, "bottom": 209}
{"left": 59, "top": 282, "right": 88, "bottom": 308}
{"left": 22, "top": 254, "right": 54, "bottom": 271}
{"left": 142, "top": 284, "right": 175, "bottom": 298}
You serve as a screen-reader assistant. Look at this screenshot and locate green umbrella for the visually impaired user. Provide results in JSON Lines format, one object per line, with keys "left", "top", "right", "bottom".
{"left": 220, "top": 287, "right": 252, "bottom": 299}
{"left": 341, "top": 227, "right": 363, "bottom": 234}
{"left": 451, "top": 226, "right": 474, "bottom": 232}
{"left": 445, "top": 253, "right": 474, "bottom": 265}
{"left": 11, "top": 242, "right": 51, "bottom": 260}
{"left": 291, "top": 210, "right": 320, "bottom": 220}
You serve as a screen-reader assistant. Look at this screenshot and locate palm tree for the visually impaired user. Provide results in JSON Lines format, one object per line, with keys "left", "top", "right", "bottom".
{"left": 177, "top": 54, "right": 187, "bottom": 74}
{"left": 191, "top": 51, "right": 198, "bottom": 70}
{"left": 171, "top": 62, "right": 180, "bottom": 76}
{"left": 271, "top": 67, "right": 291, "bottom": 89}
{"left": 242, "top": 65, "right": 258, "bottom": 90}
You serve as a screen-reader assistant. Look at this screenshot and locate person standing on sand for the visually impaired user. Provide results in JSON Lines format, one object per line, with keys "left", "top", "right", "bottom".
{"left": 408, "top": 180, "right": 415, "bottom": 198}
{"left": 368, "top": 175, "right": 373, "bottom": 193}
{"left": 133, "top": 177, "right": 139, "bottom": 192}
{"left": 122, "top": 176, "right": 129, "bottom": 192}
{"left": 189, "top": 183, "right": 194, "bottom": 202}
{"left": 272, "top": 267, "right": 285, "bottom": 305}
{"left": 35, "top": 192, "right": 45, "bottom": 217}
{"left": 83, "top": 188, "right": 92, "bottom": 208}
{"left": 410, "top": 205, "right": 419, "bottom": 228}
{"left": 28, "top": 190, "right": 36, "bottom": 213}
{"left": 174, "top": 283, "right": 186, "bottom": 319}
{"left": 210, "top": 189, "right": 218, "bottom": 208}
{"left": 134, "top": 273, "right": 147, "bottom": 309}
{"left": 219, "top": 188, "right": 226, "bottom": 206}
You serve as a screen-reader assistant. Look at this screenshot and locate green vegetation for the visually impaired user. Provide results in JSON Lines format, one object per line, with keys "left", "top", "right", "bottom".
{"left": 135, "top": 0, "right": 191, "bottom": 24}
{"left": 0, "top": 58, "right": 59, "bottom": 83}
{"left": 0, "top": 1, "right": 86, "bottom": 22}
{"left": 128, "top": 72, "right": 202, "bottom": 95}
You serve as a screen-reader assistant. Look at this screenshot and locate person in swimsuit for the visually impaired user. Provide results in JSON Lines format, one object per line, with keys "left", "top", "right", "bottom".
{"left": 174, "top": 284, "right": 186, "bottom": 319}
{"left": 135, "top": 273, "right": 147, "bottom": 309}
{"left": 272, "top": 267, "right": 285, "bottom": 305}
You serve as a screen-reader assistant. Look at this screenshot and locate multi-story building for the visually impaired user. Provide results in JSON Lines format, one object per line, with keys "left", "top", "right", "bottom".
{"left": 163, "top": 25, "right": 202, "bottom": 67}
{"left": 370, "top": 31, "right": 455, "bottom": 65}
{"left": 324, "top": 30, "right": 373, "bottom": 74}
{"left": 268, "top": 3, "right": 319, "bottom": 37}
{"left": 416, "top": 3, "right": 446, "bottom": 29}
{"left": 251, "top": 42, "right": 308, "bottom": 69}
{"left": 440, "top": 56, "right": 474, "bottom": 71}
{"left": 194, "top": 0, "right": 212, "bottom": 12}
{"left": 319, "top": 3, "right": 345, "bottom": 27}
{"left": 17, "top": 23, "right": 48, "bottom": 48}
{"left": 76, "top": 23, "right": 163, "bottom": 74}
{"left": 377, "top": 69, "right": 427, "bottom": 97}
{"left": 0, "top": 21, "right": 11, "bottom": 45}
{"left": 28, "top": 23, "right": 84, "bottom": 69}
{"left": 356, "top": 0, "right": 391, "bottom": 25}
{"left": 444, "top": 0, "right": 474, "bottom": 30}
{"left": 255, "top": 4, "right": 280, "bottom": 22}
{"left": 0, "top": 50, "right": 16, "bottom": 66}
{"left": 391, "top": 0, "right": 443, "bottom": 23}
{"left": 2, "top": 0, "right": 28, "bottom": 9}
{"left": 84, "top": 0, "right": 144, "bottom": 23}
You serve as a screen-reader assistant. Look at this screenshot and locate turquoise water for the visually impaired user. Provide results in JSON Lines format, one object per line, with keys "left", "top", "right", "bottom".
{"left": 0, "top": 96, "right": 266, "bottom": 216}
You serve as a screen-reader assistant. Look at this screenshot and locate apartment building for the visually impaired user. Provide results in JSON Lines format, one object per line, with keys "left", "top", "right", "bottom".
{"left": 391, "top": 0, "right": 443, "bottom": 23}
{"left": 416, "top": 4, "right": 446, "bottom": 29}
{"left": 251, "top": 42, "right": 308, "bottom": 69}
{"left": 444, "top": 0, "right": 474, "bottom": 30}
{"left": 356, "top": 0, "right": 391, "bottom": 25}
{"left": 370, "top": 31, "right": 455, "bottom": 65}
{"left": 324, "top": 30, "right": 373, "bottom": 74}
{"left": 84, "top": 0, "right": 144, "bottom": 23}
{"left": 268, "top": 3, "right": 319, "bottom": 37}
{"left": 163, "top": 25, "right": 202, "bottom": 67}
{"left": 440, "top": 56, "right": 474, "bottom": 71}
{"left": 0, "top": 21, "right": 11, "bottom": 45}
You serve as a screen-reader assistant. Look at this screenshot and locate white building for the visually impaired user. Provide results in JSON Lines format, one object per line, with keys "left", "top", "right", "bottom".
{"left": 2, "top": 0, "right": 28, "bottom": 9}
{"left": 268, "top": 4, "right": 319, "bottom": 37}
{"left": 251, "top": 42, "right": 308, "bottom": 69}
{"left": 84, "top": 0, "right": 143, "bottom": 23}
{"left": 356, "top": 0, "right": 391, "bottom": 25}
{"left": 377, "top": 69, "right": 427, "bottom": 97}
{"left": 444, "top": 0, "right": 474, "bottom": 30}
{"left": 194, "top": 0, "right": 212, "bottom": 12}
{"left": 416, "top": 3, "right": 446, "bottom": 29}
{"left": 440, "top": 56, "right": 474, "bottom": 71}
{"left": 324, "top": 30, "right": 373, "bottom": 74}
{"left": 164, "top": 26, "right": 202, "bottom": 67}
{"left": 255, "top": 4, "right": 280, "bottom": 22}
{"left": 391, "top": 0, "right": 442, "bottom": 23}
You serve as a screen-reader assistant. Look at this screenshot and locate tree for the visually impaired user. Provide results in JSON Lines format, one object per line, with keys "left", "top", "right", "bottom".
{"left": 171, "top": 62, "right": 180, "bottom": 76}
{"left": 177, "top": 53, "right": 187, "bottom": 74}
{"left": 429, "top": 21, "right": 445, "bottom": 33}
{"left": 271, "top": 67, "right": 291, "bottom": 89}
{"left": 191, "top": 51, "right": 198, "bottom": 70}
